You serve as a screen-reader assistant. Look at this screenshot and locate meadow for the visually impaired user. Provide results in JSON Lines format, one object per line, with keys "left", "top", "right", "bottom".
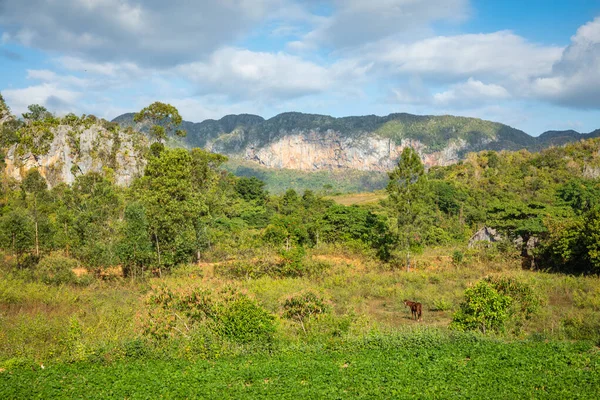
{"left": 2, "top": 245, "right": 600, "bottom": 398}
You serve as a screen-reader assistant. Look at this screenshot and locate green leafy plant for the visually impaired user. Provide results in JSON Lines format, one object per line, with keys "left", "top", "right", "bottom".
{"left": 450, "top": 280, "right": 512, "bottom": 334}
{"left": 34, "top": 254, "right": 78, "bottom": 285}
{"left": 282, "top": 291, "right": 329, "bottom": 333}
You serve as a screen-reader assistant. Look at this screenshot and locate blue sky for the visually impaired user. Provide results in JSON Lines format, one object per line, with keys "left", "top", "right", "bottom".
{"left": 1, "top": 0, "right": 599, "bottom": 135}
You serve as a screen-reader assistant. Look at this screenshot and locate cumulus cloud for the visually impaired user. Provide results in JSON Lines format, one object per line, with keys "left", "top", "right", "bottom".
{"left": 532, "top": 17, "right": 600, "bottom": 109}
{"left": 372, "top": 31, "right": 562, "bottom": 82}
{"left": 27, "top": 69, "right": 90, "bottom": 88}
{"left": 178, "top": 47, "right": 370, "bottom": 101}
{"left": 0, "top": 0, "right": 286, "bottom": 66}
{"left": 3, "top": 84, "right": 82, "bottom": 116}
{"left": 292, "top": 0, "right": 469, "bottom": 50}
{"left": 433, "top": 78, "right": 510, "bottom": 107}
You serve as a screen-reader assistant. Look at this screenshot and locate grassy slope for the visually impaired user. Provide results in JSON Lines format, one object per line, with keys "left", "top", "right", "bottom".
{"left": 1, "top": 336, "right": 599, "bottom": 399}
{"left": 327, "top": 191, "right": 387, "bottom": 206}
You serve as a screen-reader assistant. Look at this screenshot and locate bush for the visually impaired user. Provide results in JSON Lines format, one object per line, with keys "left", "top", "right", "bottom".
{"left": 452, "top": 250, "right": 464, "bottom": 266}
{"left": 143, "top": 286, "right": 275, "bottom": 345}
{"left": 213, "top": 291, "right": 276, "bottom": 344}
{"left": 282, "top": 291, "right": 329, "bottom": 333}
{"left": 450, "top": 281, "right": 512, "bottom": 334}
{"left": 215, "top": 250, "right": 329, "bottom": 280}
{"left": 34, "top": 254, "right": 78, "bottom": 285}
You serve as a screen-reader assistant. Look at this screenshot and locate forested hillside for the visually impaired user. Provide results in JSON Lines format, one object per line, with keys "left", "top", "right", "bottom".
{"left": 2, "top": 98, "right": 600, "bottom": 276}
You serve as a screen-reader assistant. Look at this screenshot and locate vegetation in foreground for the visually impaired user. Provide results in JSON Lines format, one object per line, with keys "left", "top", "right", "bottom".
{"left": 2, "top": 332, "right": 599, "bottom": 399}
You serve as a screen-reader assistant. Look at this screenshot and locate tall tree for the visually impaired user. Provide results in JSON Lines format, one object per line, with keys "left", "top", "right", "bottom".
{"left": 133, "top": 102, "right": 186, "bottom": 144}
{"left": 118, "top": 202, "right": 153, "bottom": 279}
{"left": 21, "top": 169, "right": 47, "bottom": 257}
{"left": 1, "top": 209, "right": 34, "bottom": 268}
{"left": 386, "top": 147, "right": 429, "bottom": 271}
{"left": 22, "top": 104, "right": 52, "bottom": 122}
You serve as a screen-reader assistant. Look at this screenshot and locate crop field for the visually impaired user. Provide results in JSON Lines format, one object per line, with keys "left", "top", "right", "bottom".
{"left": 2, "top": 333, "right": 599, "bottom": 399}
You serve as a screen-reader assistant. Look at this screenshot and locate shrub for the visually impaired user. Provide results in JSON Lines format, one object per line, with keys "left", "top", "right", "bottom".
{"left": 144, "top": 286, "right": 275, "bottom": 344}
{"left": 430, "top": 299, "right": 453, "bottom": 312}
{"left": 282, "top": 291, "right": 329, "bottom": 333}
{"left": 34, "top": 254, "right": 78, "bottom": 285}
{"left": 213, "top": 291, "right": 276, "bottom": 344}
{"left": 452, "top": 250, "right": 464, "bottom": 266}
{"left": 483, "top": 276, "right": 540, "bottom": 319}
{"left": 450, "top": 281, "right": 512, "bottom": 334}
{"left": 215, "top": 250, "right": 329, "bottom": 280}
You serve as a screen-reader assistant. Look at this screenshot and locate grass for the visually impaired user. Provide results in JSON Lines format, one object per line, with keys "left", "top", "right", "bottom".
{"left": 327, "top": 191, "right": 387, "bottom": 206}
{"left": 2, "top": 245, "right": 600, "bottom": 397}
{"left": 1, "top": 333, "right": 599, "bottom": 399}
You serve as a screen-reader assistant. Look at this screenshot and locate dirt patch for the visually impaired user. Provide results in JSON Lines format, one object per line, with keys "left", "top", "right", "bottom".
{"left": 72, "top": 267, "right": 88, "bottom": 277}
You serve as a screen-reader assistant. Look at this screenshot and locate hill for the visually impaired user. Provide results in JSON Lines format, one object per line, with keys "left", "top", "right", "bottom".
{"left": 113, "top": 111, "right": 599, "bottom": 169}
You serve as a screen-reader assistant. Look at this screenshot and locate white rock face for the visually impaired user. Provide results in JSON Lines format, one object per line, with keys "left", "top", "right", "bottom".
{"left": 4, "top": 124, "right": 148, "bottom": 187}
{"left": 241, "top": 130, "right": 467, "bottom": 171}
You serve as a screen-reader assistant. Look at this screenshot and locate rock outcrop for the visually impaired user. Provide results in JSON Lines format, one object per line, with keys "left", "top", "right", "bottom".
{"left": 3, "top": 120, "right": 148, "bottom": 187}
{"left": 237, "top": 131, "right": 466, "bottom": 171}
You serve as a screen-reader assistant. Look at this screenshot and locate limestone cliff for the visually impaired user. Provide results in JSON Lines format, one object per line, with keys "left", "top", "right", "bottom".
{"left": 237, "top": 131, "right": 467, "bottom": 171}
{"left": 2, "top": 117, "right": 148, "bottom": 187}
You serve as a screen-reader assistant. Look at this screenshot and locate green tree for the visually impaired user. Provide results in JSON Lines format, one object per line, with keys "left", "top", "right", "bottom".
{"left": 21, "top": 169, "right": 48, "bottom": 257}
{"left": 135, "top": 148, "right": 202, "bottom": 270}
{"left": 71, "top": 172, "right": 122, "bottom": 270}
{"left": 386, "top": 147, "right": 429, "bottom": 270}
{"left": 22, "top": 104, "right": 52, "bottom": 122}
{"left": 582, "top": 206, "right": 600, "bottom": 273}
{"left": 235, "top": 176, "right": 267, "bottom": 204}
{"left": 118, "top": 202, "right": 153, "bottom": 278}
{"left": 1, "top": 209, "right": 34, "bottom": 267}
{"left": 133, "top": 102, "right": 186, "bottom": 144}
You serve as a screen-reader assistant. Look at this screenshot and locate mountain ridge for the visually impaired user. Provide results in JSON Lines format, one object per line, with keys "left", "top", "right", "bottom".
{"left": 113, "top": 111, "right": 600, "bottom": 171}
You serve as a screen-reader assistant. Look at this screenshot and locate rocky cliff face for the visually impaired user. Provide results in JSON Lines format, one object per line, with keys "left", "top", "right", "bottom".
{"left": 235, "top": 130, "right": 467, "bottom": 171}
{"left": 3, "top": 121, "right": 148, "bottom": 187}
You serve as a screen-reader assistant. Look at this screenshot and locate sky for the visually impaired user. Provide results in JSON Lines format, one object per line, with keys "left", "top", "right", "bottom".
{"left": 1, "top": 0, "right": 599, "bottom": 136}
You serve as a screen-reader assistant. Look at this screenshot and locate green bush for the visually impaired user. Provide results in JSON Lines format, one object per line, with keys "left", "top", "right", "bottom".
{"left": 213, "top": 291, "right": 276, "bottom": 344}
{"left": 215, "top": 250, "right": 329, "bottom": 280}
{"left": 450, "top": 281, "right": 512, "bottom": 334}
{"left": 452, "top": 250, "right": 464, "bottom": 266}
{"left": 144, "top": 286, "right": 275, "bottom": 345}
{"left": 34, "top": 254, "right": 78, "bottom": 285}
{"left": 282, "top": 291, "right": 329, "bottom": 333}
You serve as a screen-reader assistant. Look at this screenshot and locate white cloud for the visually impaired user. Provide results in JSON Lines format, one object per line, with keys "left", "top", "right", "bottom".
{"left": 57, "top": 56, "right": 142, "bottom": 77}
{"left": 433, "top": 78, "right": 510, "bottom": 107}
{"left": 178, "top": 47, "right": 369, "bottom": 101}
{"left": 3, "top": 84, "right": 82, "bottom": 116}
{"left": 27, "top": 69, "right": 90, "bottom": 88}
{"left": 532, "top": 17, "right": 600, "bottom": 109}
{"left": 373, "top": 31, "right": 562, "bottom": 82}
{"left": 0, "top": 0, "right": 287, "bottom": 66}
{"left": 295, "top": 0, "right": 469, "bottom": 50}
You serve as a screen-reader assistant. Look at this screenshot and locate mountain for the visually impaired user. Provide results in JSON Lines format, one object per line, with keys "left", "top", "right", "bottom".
{"left": 114, "top": 111, "right": 599, "bottom": 172}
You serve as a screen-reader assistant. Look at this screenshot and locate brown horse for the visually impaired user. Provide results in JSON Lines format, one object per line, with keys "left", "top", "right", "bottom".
{"left": 403, "top": 300, "right": 422, "bottom": 321}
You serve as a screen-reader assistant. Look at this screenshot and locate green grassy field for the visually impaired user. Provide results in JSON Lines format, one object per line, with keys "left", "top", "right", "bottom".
{"left": 2, "top": 333, "right": 599, "bottom": 399}
{"left": 2, "top": 246, "right": 600, "bottom": 398}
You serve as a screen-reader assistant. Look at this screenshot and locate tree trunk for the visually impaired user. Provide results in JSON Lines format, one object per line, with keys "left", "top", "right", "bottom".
{"left": 64, "top": 222, "right": 70, "bottom": 257}
{"left": 34, "top": 195, "right": 39, "bottom": 257}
